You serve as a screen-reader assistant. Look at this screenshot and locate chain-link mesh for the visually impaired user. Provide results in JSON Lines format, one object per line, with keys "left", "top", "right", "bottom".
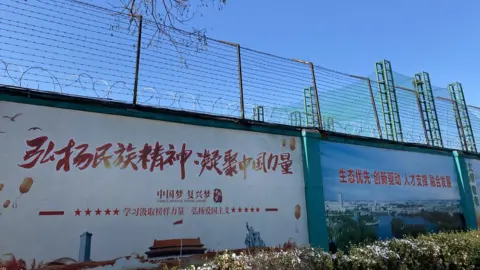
{"left": 0, "top": 0, "right": 478, "bottom": 151}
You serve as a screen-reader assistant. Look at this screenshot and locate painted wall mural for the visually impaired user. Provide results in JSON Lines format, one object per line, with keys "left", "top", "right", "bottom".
{"left": 319, "top": 141, "right": 465, "bottom": 251}
{"left": 0, "top": 101, "right": 308, "bottom": 268}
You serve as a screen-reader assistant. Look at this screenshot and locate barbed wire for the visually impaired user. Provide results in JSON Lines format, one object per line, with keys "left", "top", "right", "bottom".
{"left": 0, "top": 55, "right": 473, "bottom": 149}
{"left": 0, "top": 58, "right": 310, "bottom": 124}
{"left": 0, "top": 0, "right": 478, "bottom": 151}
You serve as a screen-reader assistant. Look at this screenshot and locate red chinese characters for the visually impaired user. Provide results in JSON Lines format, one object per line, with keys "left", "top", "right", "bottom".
{"left": 411, "top": 174, "right": 428, "bottom": 187}
{"left": 150, "top": 143, "right": 178, "bottom": 172}
{"left": 374, "top": 171, "right": 400, "bottom": 186}
{"left": 223, "top": 150, "right": 238, "bottom": 177}
{"left": 339, "top": 168, "right": 376, "bottom": 185}
{"left": 18, "top": 136, "right": 294, "bottom": 179}
{"left": 404, "top": 174, "right": 415, "bottom": 186}
{"left": 387, "top": 172, "right": 394, "bottom": 185}
{"left": 380, "top": 171, "right": 387, "bottom": 185}
{"left": 73, "top": 144, "right": 94, "bottom": 170}
{"left": 337, "top": 168, "right": 452, "bottom": 189}
{"left": 55, "top": 139, "right": 75, "bottom": 172}
{"left": 93, "top": 143, "right": 113, "bottom": 168}
{"left": 427, "top": 175, "right": 452, "bottom": 188}
{"left": 355, "top": 169, "right": 363, "bottom": 184}
{"left": 194, "top": 149, "right": 293, "bottom": 177}
{"left": 394, "top": 173, "right": 401, "bottom": 185}
{"left": 19, "top": 137, "right": 115, "bottom": 171}
{"left": 446, "top": 176, "right": 452, "bottom": 188}
{"left": 239, "top": 154, "right": 253, "bottom": 180}
{"left": 18, "top": 136, "right": 55, "bottom": 169}
{"left": 253, "top": 152, "right": 267, "bottom": 173}
{"left": 279, "top": 153, "right": 293, "bottom": 174}
{"left": 339, "top": 168, "right": 347, "bottom": 183}
{"left": 374, "top": 171, "right": 380, "bottom": 185}
{"left": 421, "top": 175, "right": 428, "bottom": 187}
{"left": 191, "top": 206, "right": 231, "bottom": 215}
{"left": 114, "top": 143, "right": 138, "bottom": 170}
{"left": 137, "top": 143, "right": 152, "bottom": 170}
{"left": 347, "top": 169, "right": 355, "bottom": 183}
{"left": 123, "top": 206, "right": 184, "bottom": 217}
{"left": 363, "top": 170, "right": 371, "bottom": 184}
{"left": 194, "top": 149, "right": 223, "bottom": 176}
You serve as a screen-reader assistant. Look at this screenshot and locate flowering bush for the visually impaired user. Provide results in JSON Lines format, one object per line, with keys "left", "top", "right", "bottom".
{"left": 179, "top": 248, "right": 334, "bottom": 270}
{"left": 176, "top": 230, "right": 480, "bottom": 269}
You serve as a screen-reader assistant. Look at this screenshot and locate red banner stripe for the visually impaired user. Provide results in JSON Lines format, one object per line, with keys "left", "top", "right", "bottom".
{"left": 173, "top": 219, "right": 183, "bottom": 225}
{"left": 39, "top": 211, "right": 64, "bottom": 216}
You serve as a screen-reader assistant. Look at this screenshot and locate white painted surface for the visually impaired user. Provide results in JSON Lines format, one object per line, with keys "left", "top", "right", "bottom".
{"left": 0, "top": 101, "right": 308, "bottom": 264}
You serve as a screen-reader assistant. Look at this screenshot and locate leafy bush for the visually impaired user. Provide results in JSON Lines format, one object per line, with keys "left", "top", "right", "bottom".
{"left": 178, "top": 230, "right": 480, "bottom": 269}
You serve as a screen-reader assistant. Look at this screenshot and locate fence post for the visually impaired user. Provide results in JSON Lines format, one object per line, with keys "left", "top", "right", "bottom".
{"left": 309, "top": 62, "right": 323, "bottom": 130}
{"left": 365, "top": 79, "right": 382, "bottom": 139}
{"left": 292, "top": 59, "right": 323, "bottom": 129}
{"left": 452, "top": 99, "right": 469, "bottom": 151}
{"left": 132, "top": 15, "right": 143, "bottom": 106}
{"left": 349, "top": 75, "right": 383, "bottom": 139}
{"left": 236, "top": 44, "right": 245, "bottom": 120}
{"left": 414, "top": 91, "right": 430, "bottom": 145}
{"left": 219, "top": 40, "right": 245, "bottom": 120}
{"left": 469, "top": 105, "right": 480, "bottom": 151}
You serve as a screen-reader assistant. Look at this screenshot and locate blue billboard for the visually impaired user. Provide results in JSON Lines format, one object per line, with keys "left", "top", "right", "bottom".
{"left": 320, "top": 141, "right": 465, "bottom": 250}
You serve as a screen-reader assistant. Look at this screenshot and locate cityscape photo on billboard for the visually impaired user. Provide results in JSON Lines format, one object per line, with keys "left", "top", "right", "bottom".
{"left": 319, "top": 141, "right": 465, "bottom": 251}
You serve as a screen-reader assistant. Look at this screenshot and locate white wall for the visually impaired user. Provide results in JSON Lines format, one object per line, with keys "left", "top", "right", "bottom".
{"left": 0, "top": 101, "right": 308, "bottom": 263}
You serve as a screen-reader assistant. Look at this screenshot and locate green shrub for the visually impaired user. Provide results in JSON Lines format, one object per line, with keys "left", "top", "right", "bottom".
{"left": 182, "top": 230, "right": 480, "bottom": 269}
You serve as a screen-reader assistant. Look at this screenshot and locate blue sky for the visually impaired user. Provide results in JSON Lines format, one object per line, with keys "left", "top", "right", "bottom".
{"left": 319, "top": 141, "right": 461, "bottom": 201}
{"left": 192, "top": 0, "right": 480, "bottom": 105}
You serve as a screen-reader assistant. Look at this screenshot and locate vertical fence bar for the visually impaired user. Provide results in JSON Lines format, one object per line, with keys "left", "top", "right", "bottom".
{"left": 351, "top": 75, "right": 383, "bottom": 139}
{"left": 219, "top": 40, "right": 244, "bottom": 119}
{"left": 309, "top": 62, "right": 323, "bottom": 130}
{"left": 469, "top": 104, "right": 480, "bottom": 150}
{"left": 415, "top": 91, "right": 430, "bottom": 145}
{"left": 367, "top": 78, "right": 383, "bottom": 139}
{"left": 458, "top": 84, "right": 477, "bottom": 152}
{"left": 132, "top": 15, "right": 143, "bottom": 106}
{"left": 236, "top": 44, "right": 245, "bottom": 119}
{"left": 453, "top": 99, "right": 469, "bottom": 150}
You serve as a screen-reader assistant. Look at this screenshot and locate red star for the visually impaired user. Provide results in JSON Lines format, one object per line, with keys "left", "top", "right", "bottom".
{"left": 238, "top": 207, "right": 242, "bottom": 212}
{"left": 244, "top": 207, "right": 248, "bottom": 212}
{"left": 231, "top": 207, "right": 236, "bottom": 213}
{"left": 256, "top": 207, "right": 260, "bottom": 212}
{"left": 250, "top": 207, "right": 254, "bottom": 212}
{"left": 113, "top": 208, "right": 119, "bottom": 215}
{"left": 85, "top": 208, "right": 92, "bottom": 216}
{"left": 74, "top": 209, "right": 81, "bottom": 216}
{"left": 95, "top": 209, "right": 102, "bottom": 215}
{"left": 105, "top": 208, "right": 111, "bottom": 215}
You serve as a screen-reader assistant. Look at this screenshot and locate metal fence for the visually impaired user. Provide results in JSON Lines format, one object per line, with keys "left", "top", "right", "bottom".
{"left": 0, "top": 0, "right": 477, "bottom": 151}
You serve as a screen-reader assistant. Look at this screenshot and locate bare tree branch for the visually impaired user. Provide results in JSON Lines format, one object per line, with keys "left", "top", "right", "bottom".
{"left": 113, "top": 0, "right": 226, "bottom": 54}
{"left": 67, "top": 0, "right": 225, "bottom": 66}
